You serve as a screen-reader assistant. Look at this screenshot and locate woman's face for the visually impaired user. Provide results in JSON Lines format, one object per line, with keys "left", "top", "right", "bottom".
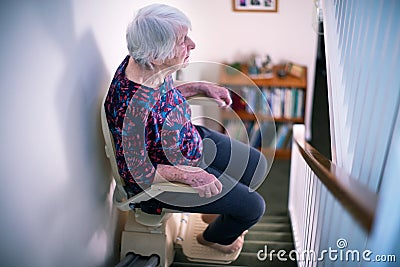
{"left": 164, "top": 27, "right": 195, "bottom": 68}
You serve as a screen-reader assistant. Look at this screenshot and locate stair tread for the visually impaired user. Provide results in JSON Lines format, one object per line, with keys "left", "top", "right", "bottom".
{"left": 242, "top": 240, "right": 294, "bottom": 253}
{"left": 171, "top": 262, "right": 246, "bottom": 267}
{"left": 258, "top": 216, "right": 291, "bottom": 224}
{"left": 234, "top": 252, "right": 297, "bottom": 267}
{"left": 249, "top": 223, "right": 292, "bottom": 232}
{"left": 246, "top": 231, "right": 293, "bottom": 238}
{"left": 244, "top": 240, "right": 294, "bottom": 245}
{"left": 253, "top": 222, "right": 291, "bottom": 226}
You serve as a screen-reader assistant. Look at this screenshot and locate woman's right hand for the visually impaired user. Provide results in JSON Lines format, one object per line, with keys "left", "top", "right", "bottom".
{"left": 155, "top": 165, "right": 223, "bottom": 198}
{"left": 180, "top": 166, "right": 223, "bottom": 198}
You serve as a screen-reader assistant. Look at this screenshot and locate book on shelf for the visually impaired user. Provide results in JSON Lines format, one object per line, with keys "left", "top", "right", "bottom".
{"left": 282, "top": 128, "right": 293, "bottom": 149}
{"left": 262, "top": 87, "right": 304, "bottom": 119}
{"left": 271, "top": 87, "right": 283, "bottom": 118}
{"left": 283, "top": 88, "right": 292, "bottom": 119}
{"left": 270, "top": 124, "right": 292, "bottom": 150}
{"left": 249, "top": 121, "right": 276, "bottom": 149}
{"left": 242, "top": 86, "right": 258, "bottom": 113}
{"left": 261, "top": 87, "right": 272, "bottom": 115}
{"left": 224, "top": 120, "right": 254, "bottom": 144}
{"left": 296, "top": 90, "right": 304, "bottom": 118}
{"left": 228, "top": 86, "right": 304, "bottom": 121}
{"left": 275, "top": 124, "right": 290, "bottom": 149}
{"left": 248, "top": 122, "right": 293, "bottom": 150}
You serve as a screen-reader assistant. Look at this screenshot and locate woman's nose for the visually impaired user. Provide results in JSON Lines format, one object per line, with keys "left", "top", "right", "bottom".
{"left": 187, "top": 36, "right": 196, "bottom": 50}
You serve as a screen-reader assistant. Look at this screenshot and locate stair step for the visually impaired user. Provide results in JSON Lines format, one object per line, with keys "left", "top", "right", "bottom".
{"left": 170, "top": 262, "right": 246, "bottom": 267}
{"left": 242, "top": 240, "right": 294, "bottom": 253}
{"left": 172, "top": 251, "right": 297, "bottom": 267}
{"left": 250, "top": 222, "right": 292, "bottom": 232}
{"left": 263, "top": 211, "right": 289, "bottom": 217}
{"left": 258, "top": 215, "right": 291, "bottom": 224}
{"left": 245, "top": 231, "right": 293, "bottom": 242}
{"left": 233, "top": 252, "right": 297, "bottom": 267}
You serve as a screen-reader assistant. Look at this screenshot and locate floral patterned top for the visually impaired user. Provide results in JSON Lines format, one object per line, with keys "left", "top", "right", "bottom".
{"left": 104, "top": 56, "right": 203, "bottom": 195}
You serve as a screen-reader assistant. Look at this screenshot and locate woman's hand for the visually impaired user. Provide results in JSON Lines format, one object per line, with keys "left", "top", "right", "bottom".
{"left": 155, "top": 164, "right": 223, "bottom": 198}
{"left": 179, "top": 165, "right": 223, "bottom": 198}
{"left": 202, "top": 83, "right": 232, "bottom": 108}
{"left": 176, "top": 81, "right": 232, "bottom": 108}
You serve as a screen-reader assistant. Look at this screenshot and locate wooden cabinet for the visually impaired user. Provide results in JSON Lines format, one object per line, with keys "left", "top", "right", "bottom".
{"left": 219, "top": 65, "right": 307, "bottom": 160}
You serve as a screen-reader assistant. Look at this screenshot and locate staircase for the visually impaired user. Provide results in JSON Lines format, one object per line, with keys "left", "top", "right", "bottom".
{"left": 171, "top": 212, "right": 297, "bottom": 267}
{"left": 171, "top": 159, "right": 296, "bottom": 267}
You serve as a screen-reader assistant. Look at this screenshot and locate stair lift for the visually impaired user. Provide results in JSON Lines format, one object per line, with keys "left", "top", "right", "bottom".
{"left": 100, "top": 93, "right": 241, "bottom": 266}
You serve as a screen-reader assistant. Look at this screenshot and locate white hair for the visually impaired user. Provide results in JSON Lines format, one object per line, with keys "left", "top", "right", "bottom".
{"left": 126, "top": 4, "right": 192, "bottom": 69}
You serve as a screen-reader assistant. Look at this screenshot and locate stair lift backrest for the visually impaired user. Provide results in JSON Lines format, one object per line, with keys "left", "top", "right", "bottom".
{"left": 100, "top": 93, "right": 133, "bottom": 210}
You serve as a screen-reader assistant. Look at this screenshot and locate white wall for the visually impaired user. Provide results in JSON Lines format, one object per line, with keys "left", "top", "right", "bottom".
{"left": 0, "top": 0, "right": 317, "bottom": 266}
{"left": 0, "top": 1, "right": 121, "bottom": 266}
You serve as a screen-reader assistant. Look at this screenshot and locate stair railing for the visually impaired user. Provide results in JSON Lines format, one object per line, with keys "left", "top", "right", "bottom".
{"left": 288, "top": 124, "right": 378, "bottom": 267}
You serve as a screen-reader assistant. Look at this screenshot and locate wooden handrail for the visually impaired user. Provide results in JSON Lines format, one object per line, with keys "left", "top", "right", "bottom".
{"left": 294, "top": 139, "right": 378, "bottom": 232}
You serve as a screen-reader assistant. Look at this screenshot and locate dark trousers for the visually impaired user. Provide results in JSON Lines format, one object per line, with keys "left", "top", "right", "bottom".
{"left": 157, "top": 126, "right": 268, "bottom": 245}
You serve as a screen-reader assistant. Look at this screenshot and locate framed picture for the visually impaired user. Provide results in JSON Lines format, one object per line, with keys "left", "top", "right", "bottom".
{"left": 232, "top": 0, "right": 278, "bottom": 12}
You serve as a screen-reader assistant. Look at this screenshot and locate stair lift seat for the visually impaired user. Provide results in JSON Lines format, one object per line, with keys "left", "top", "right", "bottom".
{"left": 101, "top": 92, "right": 242, "bottom": 266}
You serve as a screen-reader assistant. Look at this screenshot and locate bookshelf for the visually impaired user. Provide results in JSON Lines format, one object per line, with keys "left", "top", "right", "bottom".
{"left": 219, "top": 65, "right": 307, "bottom": 160}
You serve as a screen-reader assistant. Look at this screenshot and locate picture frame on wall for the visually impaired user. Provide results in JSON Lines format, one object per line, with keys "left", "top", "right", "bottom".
{"left": 232, "top": 0, "right": 278, "bottom": 12}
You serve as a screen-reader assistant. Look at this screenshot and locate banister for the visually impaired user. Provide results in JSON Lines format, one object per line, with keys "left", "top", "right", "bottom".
{"left": 293, "top": 137, "right": 378, "bottom": 232}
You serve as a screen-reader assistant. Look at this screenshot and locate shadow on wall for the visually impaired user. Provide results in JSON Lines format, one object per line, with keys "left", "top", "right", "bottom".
{"left": 53, "top": 30, "right": 119, "bottom": 267}
{"left": 0, "top": 1, "right": 122, "bottom": 266}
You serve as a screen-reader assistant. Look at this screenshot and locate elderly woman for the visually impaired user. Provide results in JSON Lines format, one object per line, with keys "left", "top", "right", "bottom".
{"left": 104, "top": 4, "right": 267, "bottom": 254}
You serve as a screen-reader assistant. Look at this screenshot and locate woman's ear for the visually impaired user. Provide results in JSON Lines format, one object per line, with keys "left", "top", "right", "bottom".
{"left": 152, "top": 58, "right": 163, "bottom": 66}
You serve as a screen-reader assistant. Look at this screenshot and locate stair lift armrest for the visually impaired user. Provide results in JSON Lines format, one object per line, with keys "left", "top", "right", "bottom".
{"left": 150, "top": 182, "right": 197, "bottom": 194}
{"left": 113, "top": 181, "right": 197, "bottom": 212}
